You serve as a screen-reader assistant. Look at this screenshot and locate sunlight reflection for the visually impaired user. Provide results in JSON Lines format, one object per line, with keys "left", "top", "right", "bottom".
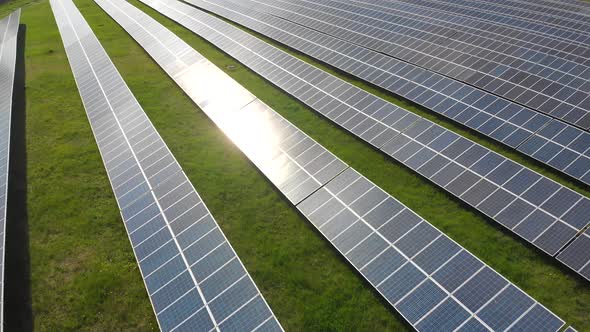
{"left": 176, "top": 62, "right": 289, "bottom": 185}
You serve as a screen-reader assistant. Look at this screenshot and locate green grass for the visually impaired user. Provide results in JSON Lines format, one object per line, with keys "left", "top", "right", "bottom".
{"left": 2, "top": 0, "right": 590, "bottom": 330}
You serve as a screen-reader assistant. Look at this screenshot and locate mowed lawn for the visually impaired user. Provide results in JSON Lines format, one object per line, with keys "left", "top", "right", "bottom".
{"left": 1, "top": 0, "right": 589, "bottom": 330}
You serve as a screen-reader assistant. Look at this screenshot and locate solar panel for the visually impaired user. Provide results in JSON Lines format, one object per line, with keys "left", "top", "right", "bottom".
{"left": 564, "top": 326, "right": 579, "bottom": 332}
{"left": 142, "top": 0, "right": 590, "bottom": 279}
{"left": 232, "top": 0, "right": 590, "bottom": 130}
{"left": 350, "top": 0, "right": 590, "bottom": 66}
{"left": 93, "top": 0, "right": 567, "bottom": 329}
{"left": 298, "top": 170, "right": 565, "bottom": 331}
{"left": 184, "top": 0, "right": 590, "bottom": 186}
{"left": 0, "top": 9, "right": 20, "bottom": 331}
{"left": 506, "top": 0, "right": 590, "bottom": 14}
{"left": 392, "top": 0, "right": 590, "bottom": 45}
{"left": 557, "top": 229, "right": 590, "bottom": 281}
{"left": 309, "top": 0, "right": 590, "bottom": 91}
{"left": 424, "top": 0, "right": 590, "bottom": 37}
{"left": 93, "top": 0, "right": 347, "bottom": 206}
{"left": 49, "top": 1, "right": 282, "bottom": 330}
{"left": 482, "top": 0, "right": 590, "bottom": 21}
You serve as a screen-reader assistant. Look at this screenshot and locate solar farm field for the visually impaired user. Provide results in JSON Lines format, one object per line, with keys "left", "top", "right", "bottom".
{"left": 0, "top": 0, "right": 589, "bottom": 330}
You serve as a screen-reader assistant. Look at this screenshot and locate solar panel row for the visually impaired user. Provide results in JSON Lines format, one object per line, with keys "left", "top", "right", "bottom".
{"left": 50, "top": 1, "right": 282, "bottom": 330}
{"left": 298, "top": 168, "right": 565, "bottom": 332}
{"left": 478, "top": 0, "right": 590, "bottom": 19}
{"left": 346, "top": 0, "right": 590, "bottom": 66}
{"left": 143, "top": 0, "right": 590, "bottom": 278}
{"left": 92, "top": 0, "right": 568, "bottom": 329}
{"left": 98, "top": 0, "right": 347, "bottom": 206}
{"left": 0, "top": 9, "right": 20, "bottom": 332}
{"left": 302, "top": 0, "right": 590, "bottom": 102}
{"left": 558, "top": 228, "right": 590, "bottom": 281}
{"left": 236, "top": 0, "right": 590, "bottom": 130}
{"left": 558, "top": 0, "right": 590, "bottom": 8}
{"left": 325, "top": 0, "right": 590, "bottom": 68}
{"left": 187, "top": 0, "right": 590, "bottom": 186}
{"left": 507, "top": 0, "right": 590, "bottom": 12}
{"left": 426, "top": 0, "right": 590, "bottom": 36}
{"left": 395, "top": 0, "right": 590, "bottom": 45}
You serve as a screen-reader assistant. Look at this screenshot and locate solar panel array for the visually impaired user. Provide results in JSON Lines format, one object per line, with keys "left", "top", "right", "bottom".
{"left": 558, "top": 228, "right": 590, "bottom": 281}
{"left": 186, "top": 0, "right": 590, "bottom": 186}
{"left": 142, "top": 0, "right": 590, "bottom": 279}
{"left": 453, "top": 0, "right": 590, "bottom": 23}
{"left": 0, "top": 8, "right": 20, "bottom": 332}
{"left": 228, "top": 0, "right": 590, "bottom": 130}
{"left": 348, "top": 0, "right": 590, "bottom": 64}
{"left": 93, "top": 0, "right": 347, "bottom": 206}
{"left": 276, "top": 0, "right": 590, "bottom": 66}
{"left": 93, "top": 0, "right": 568, "bottom": 329}
{"left": 530, "top": 0, "right": 590, "bottom": 14}
{"left": 384, "top": 0, "right": 590, "bottom": 46}
{"left": 417, "top": 0, "right": 590, "bottom": 41}
{"left": 298, "top": 168, "right": 565, "bottom": 332}
{"left": 50, "top": 0, "right": 282, "bottom": 330}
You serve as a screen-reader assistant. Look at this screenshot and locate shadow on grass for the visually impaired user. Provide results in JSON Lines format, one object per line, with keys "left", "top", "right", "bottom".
{"left": 4, "top": 24, "right": 33, "bottom": 332}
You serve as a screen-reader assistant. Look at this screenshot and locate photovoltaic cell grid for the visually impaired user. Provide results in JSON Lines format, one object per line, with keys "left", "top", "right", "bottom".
{"left": 94, "top": 0, "right": 347, "bottom": 207}
{"left": 348, "top": 0, "right": 590, "bottom": 69}
{"left": 0, "top": 9, "right": 20, "bottom": 332}
{"left": 298, "top": 168, "right": 565, "bottom": 332}
{"left": 254, "top": 0, "right": 590, "bottom": 131}
{"left": 336, "top": 0, "right": 590, "bottom": 114}
{"left": 230, "top": 0, "right": 590, "bottom": 130}
{"left": 549, "top": 0, "right": 590, "bottom": 12}
{"left": 92, "top": 0, "right": 567, "bottom": 329}
{"left": 388, "top": 0, "right": 590, "bottom": 47}
{"left": 50, "top": 1, "right": 282, "bottom": 331}
{"left": 323, "top": 0, "right": 590, "bottom": 71}
{"left": 347, "top": 0, "right": 590, "bottom": 66}
{"left": 557, "top": 228, "right": 590, "bottom": 281}
{"left": 463, "top": 0, "right": 590, "bottom": 26}
{"left": 152, "top": 0, "right": 590, "bottom": 276}
{"left": 186, "top": 0, "right": 590, "bottom": 187}
{"left": 360, "top": 0, "right": 590, "bottom": 94}
{"left": 516, "top": 0, "right": 590, "bottom": 14}
{"left": 483, "top": 0, "right": 590, "bottom": 19}
{"left": 420, "top": 0, "right": 590, "bottom": 40}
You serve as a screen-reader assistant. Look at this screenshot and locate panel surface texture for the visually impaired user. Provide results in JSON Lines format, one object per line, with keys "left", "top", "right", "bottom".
{"left": 141, "top": 0, "right": 590, "bottom": 280}
{"left": 93, "top": 0, "right": 568, "bottom": 329}
{"left": 557, "top": 228, "right": 590, "bottom": 281}
{"left": 183, "top": 0, "right": 590, "bottom": 186}
{"left": 224, "top": 0, "right": 590, "bottom": 130}
{"left": 50, "top": 0, "right": 281, "bottom": 330}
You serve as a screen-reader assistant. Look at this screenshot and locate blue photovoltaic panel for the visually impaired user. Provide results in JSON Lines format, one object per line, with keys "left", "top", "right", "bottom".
{"left": 142, "top": 0, "right": 590, "bottom": 280}
{"left": 227, "top": 0, "right": 590, "bottom": 130}
{"left": 344, "top": 0, "right": 590, "bottom": 66}
{"left": 388, "top": 0, "right": 590, "bottom": 46}
{"left": 50, "top": 0, "right": 282, "bottom": 330}
{"left": 93, "top": 0, "right": 347, "bottom": 207}
{"left": 0, "top": 9, "right": 20, "bottom": 332}
{"left": 434, "top": 0, "right": 590, "bottom": 27}
{"left": 297, "top": 168, "right": 565, "bottom": 331}
{"left": 416, "top": 0, "right": 590, "bottom": 40}
{"left": 185, "top": 0, "right": 590, "bottom": 187}
{"left": 557, "top": 229, "right": 590, "bottom": 281}
{"left": 94, "top": 0, "right": 567, "bottom": 329}
{"left": 506, "top": 0, "right": 590, "bottom": 15}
